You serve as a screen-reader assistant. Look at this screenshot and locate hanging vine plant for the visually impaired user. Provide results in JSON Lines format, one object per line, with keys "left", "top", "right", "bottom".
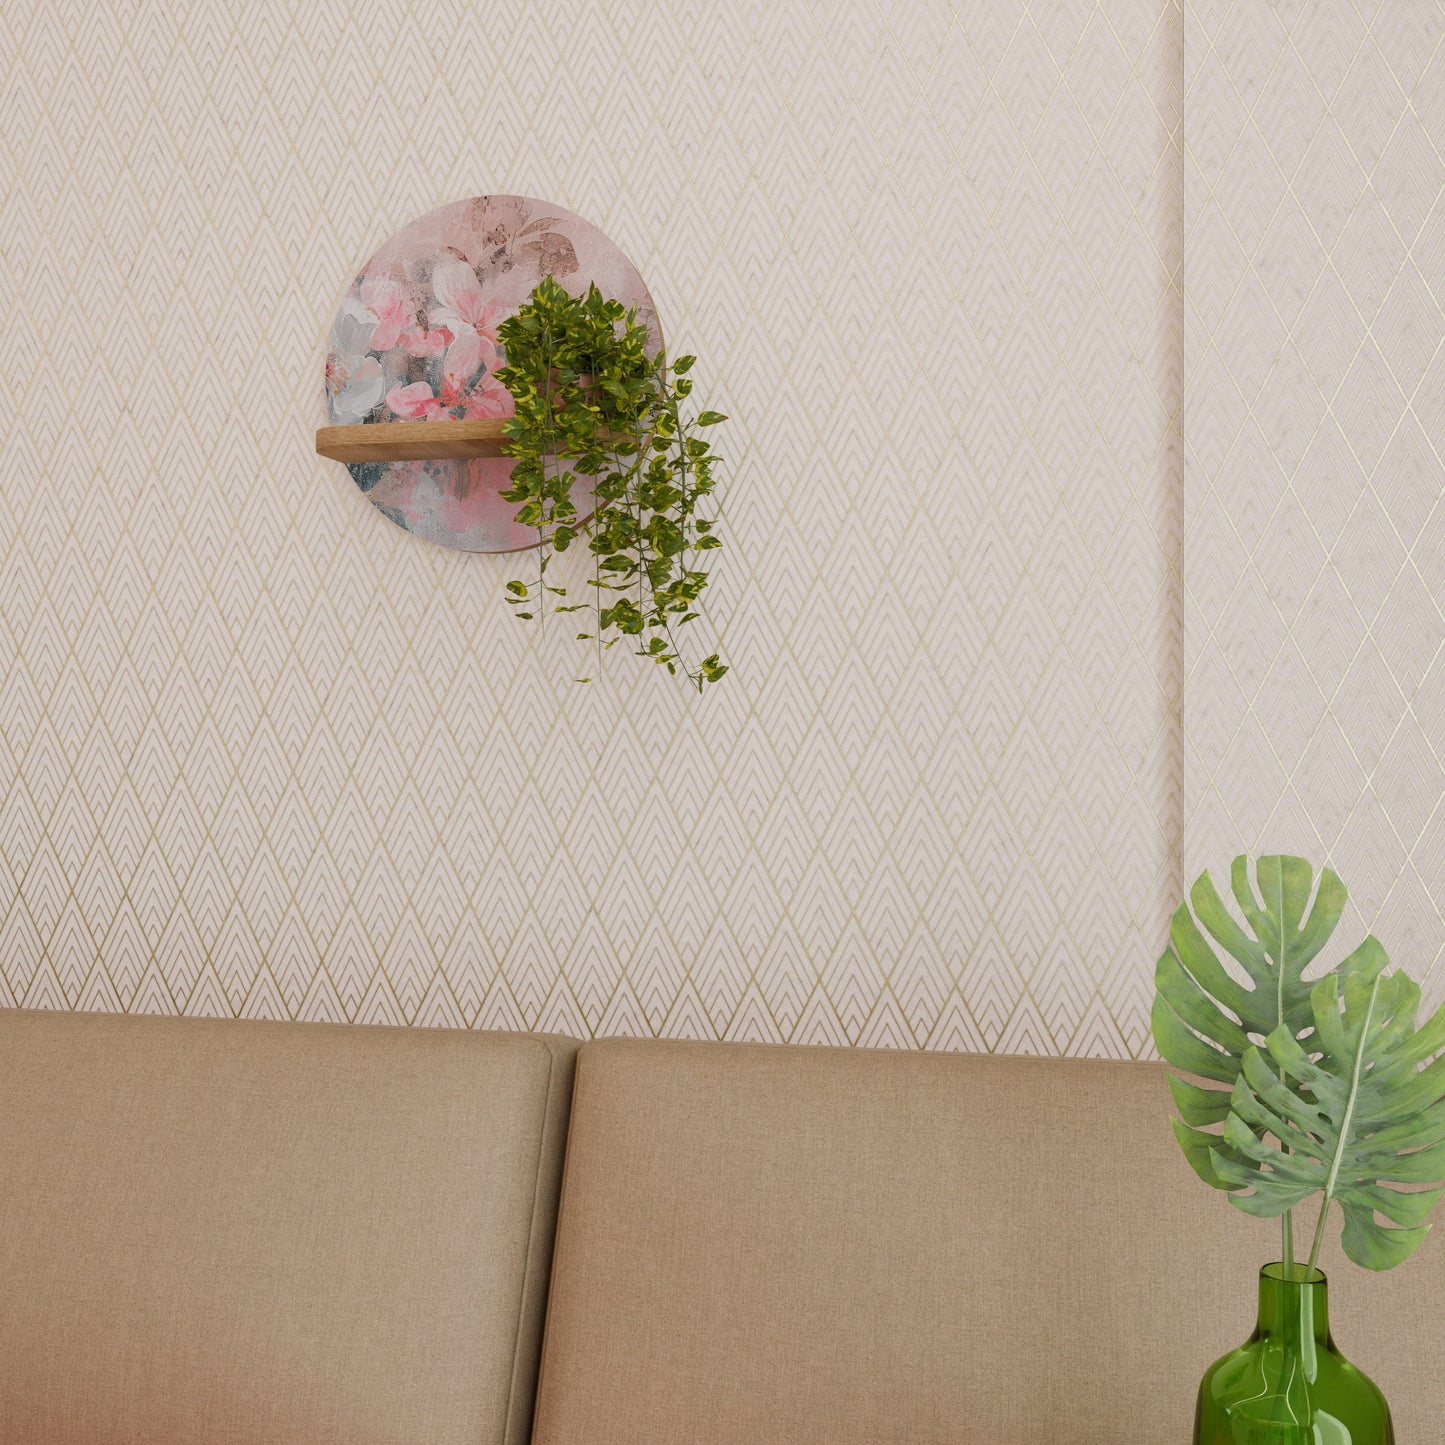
{"left": 495, "top": 277, "right": 727, "bottom": 690}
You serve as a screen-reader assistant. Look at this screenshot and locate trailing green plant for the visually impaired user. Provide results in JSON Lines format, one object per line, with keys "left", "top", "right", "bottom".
{"left": 1154, "top": 854, "right": 1445, "bottom": 1275}
{"left": 494, "top": 276, "right": 727, "bottom": 690}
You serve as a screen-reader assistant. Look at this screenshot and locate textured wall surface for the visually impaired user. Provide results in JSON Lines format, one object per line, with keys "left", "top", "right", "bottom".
{"left": 1183, "top": 0, "right": 1445, "bottom": 982}
{"left": 0, "top": 0, "right": 1182, "bottom": 1054}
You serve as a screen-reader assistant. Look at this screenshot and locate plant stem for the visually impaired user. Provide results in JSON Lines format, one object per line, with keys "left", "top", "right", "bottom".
{"left": 1307, "top": 1204, "right": 1329, "bottom": 1279}
{"left": 586, "top": 362, "right": 629, "bottom": 674}
{"left": 539, "top": 328, "right": 554, "bottom": 632}
{"left": 1306, "top": 974, "right": 1383, "bottom": 1275}
{"left": 602, "top": 412, "right": 698, "bottom": 687}
{"left": 1269, "top": 860, "right": 1296, "bottom": 1280}
{"left": 672, "top": 387, "right": 691, "bottom": 576}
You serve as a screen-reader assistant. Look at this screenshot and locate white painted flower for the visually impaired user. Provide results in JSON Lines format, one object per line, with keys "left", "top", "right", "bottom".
{"left": 329, "top": 356, "right": 384, "bottom": 422}
{"left": 327, "top": 298, "right": 386, "bottom": 422}
{"left": 331, "top": 296, "right": 378, "bottom": 357}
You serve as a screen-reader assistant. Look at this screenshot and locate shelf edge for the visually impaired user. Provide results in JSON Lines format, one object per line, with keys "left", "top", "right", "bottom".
{"left": 315, "top": 418, "right": 510, "bottom": 463}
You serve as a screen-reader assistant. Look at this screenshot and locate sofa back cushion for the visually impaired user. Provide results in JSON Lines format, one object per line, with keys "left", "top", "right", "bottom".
{"left": 532, "top": 1038, "right": 1445, "bottom": 1444}
{"left": 0, "top": 1009, "right": 576, "bottom": 1445}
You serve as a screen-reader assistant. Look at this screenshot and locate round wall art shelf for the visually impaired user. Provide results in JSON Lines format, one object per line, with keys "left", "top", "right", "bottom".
{"left": 317, "top": 195, "right": 661, "bottom": 553}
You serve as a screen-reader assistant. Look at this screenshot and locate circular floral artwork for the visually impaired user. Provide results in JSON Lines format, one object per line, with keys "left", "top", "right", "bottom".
{"left": 324, "top": 196, "right": 661, "bottom": 552}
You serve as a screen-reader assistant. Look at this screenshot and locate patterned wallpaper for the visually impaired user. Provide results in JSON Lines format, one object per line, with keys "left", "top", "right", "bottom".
{"left": 1183, "top": 0, "right": 1445, "bottom": 987}
{"left": 0, "top": 0, "right": 1182, "bottom": 1055}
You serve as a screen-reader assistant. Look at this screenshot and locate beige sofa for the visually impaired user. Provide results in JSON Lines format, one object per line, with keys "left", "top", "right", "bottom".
{"left": 2, "top": 1010, "right": 1441, "bottom": 1442}
{"left": 0, "top": 1011, "right": 577, "bottom": 1445}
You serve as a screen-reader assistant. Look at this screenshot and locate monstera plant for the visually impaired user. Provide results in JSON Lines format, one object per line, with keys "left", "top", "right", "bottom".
{"left": 1155, "top": 855, "right": 1445, "bottom": 1442}
{"left": 494, "top": 276, "right": 727, "bottom": 691}
{"left": 1154, "top": 855, "right": 1445, "bottom": 1273}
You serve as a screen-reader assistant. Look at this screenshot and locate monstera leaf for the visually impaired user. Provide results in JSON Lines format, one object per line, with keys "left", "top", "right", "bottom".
{"left": 1215, "top": 955, "right": 1445, "bottom": 1271}
{"left": 1152, "top": 855, "right": 1347, "bottom": 1188}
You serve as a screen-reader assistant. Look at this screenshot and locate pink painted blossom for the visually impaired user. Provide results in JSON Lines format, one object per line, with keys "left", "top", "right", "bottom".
{"left": 431, "top": 258, "right": 501, "bottom": 346}
{"left": 400, "top": 321, "right": 451, "bottom": 358}
{"left": 386, "top": 380, "right": 445, "bottom": 421}
{"left": 462, "top": 373, "right": 514, "bottom": 419}
{"left": 359, "top": 273, "right": 415, "bottom": 351}
{"left": 439, "top": 326, "right": 486, "bottom": 407}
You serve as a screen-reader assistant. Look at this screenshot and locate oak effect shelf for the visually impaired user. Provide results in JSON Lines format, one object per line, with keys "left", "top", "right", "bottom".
{"left": 315, "top": 417, "right": 508, "bottom": 463}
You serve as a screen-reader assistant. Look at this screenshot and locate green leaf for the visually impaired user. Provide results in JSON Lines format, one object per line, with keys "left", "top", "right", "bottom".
{"left": 1168, "top": 1071, "right": 1233, "bottom": 1128}
{"left": 1152, "top": 993, "right": 1234, "bottom": 1085}
{"left": 1218, "top": 964, "right": 1445, "bottom": 1270}
{"left": 1153, "top": 856, "right": 1349, "bottom": 1190}
{"left": 1173, "top": 1116, "right": 1255, "bottom": 1190}
{"left": 695, "top": 410, "right": 727, "bottom": 425}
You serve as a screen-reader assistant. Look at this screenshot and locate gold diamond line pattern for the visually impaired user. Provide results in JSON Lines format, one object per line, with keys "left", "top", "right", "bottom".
{"left": 0, "top": 0, "right": 1182, "bottom": 1055}
{"left": 1183, "top": 0, "right": 1445, "bottom": 992}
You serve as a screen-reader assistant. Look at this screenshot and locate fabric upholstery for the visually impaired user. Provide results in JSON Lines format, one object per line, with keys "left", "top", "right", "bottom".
{"left": 533, "top": 1038, "right": 1445, "bottom": 1444}
{"left": 0, "top": 1009, "right": 577, "bottom": 1445}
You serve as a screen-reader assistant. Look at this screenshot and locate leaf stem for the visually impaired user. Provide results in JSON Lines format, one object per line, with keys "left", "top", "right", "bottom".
{"left": 539, "top": 325, "right": 554, "bottom": 633}
{"left": 1269, "top": 862, "right": 1296, "bottom": 1278}
{"left": 1307, "top": 973, "right": 1382, "bottom": 1274}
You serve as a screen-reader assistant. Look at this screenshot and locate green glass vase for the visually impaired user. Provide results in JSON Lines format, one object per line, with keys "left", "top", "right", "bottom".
{"left": 1194, "top": 1264, "right": 1393, "bottom": 1444}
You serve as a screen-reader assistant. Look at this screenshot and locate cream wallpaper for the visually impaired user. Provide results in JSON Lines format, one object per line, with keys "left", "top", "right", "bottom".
{"left": 0, "top": 0, "right": 1182, "bottom": 1054}
{"left": 1183, "top": 0, "right": 1445, "bottom": 986}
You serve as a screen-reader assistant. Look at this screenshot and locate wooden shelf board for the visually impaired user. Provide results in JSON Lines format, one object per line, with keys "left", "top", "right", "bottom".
{"left": 315, "top": 417, "right": 508, "bottom": 463}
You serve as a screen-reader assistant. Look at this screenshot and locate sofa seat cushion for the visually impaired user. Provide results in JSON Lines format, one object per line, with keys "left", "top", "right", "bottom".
{"left": 531, "top": 1037, "right": 1445, "bottom": 1444}
{"left": 0, "top": 1009, "right": 576, "bottom": 1445}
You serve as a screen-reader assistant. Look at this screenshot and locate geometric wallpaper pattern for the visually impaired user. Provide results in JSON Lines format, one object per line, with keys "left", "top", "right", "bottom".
{"left": 0, "top": 0, "right": 1182, "bottom": 1055}
{"left": 1183, "top": 0, "right": 1445, "bottom": 993}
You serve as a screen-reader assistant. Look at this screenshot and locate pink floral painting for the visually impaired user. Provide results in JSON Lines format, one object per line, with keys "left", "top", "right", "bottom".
{"left": 325, "top": 196, "right": 661, "bottom": 553}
